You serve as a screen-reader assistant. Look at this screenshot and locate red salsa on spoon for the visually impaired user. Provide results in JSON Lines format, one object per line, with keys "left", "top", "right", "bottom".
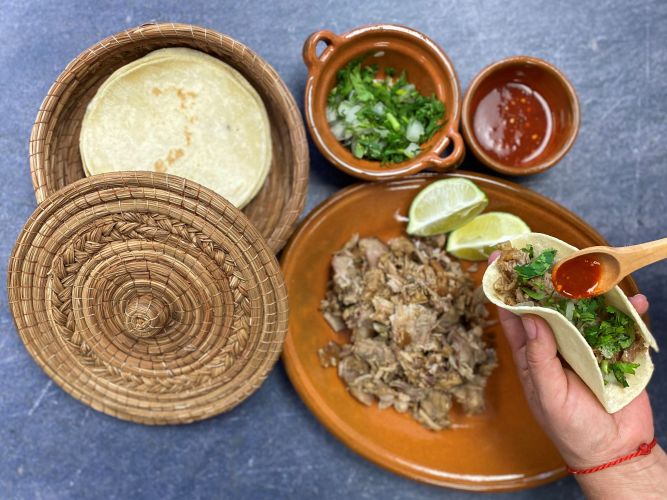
{"left": 552, "top": 255, "right": 603, "bottom": 299}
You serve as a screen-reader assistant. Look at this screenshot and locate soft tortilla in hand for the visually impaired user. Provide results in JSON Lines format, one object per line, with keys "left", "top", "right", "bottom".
{"left": 482, "top": 233, "right": 658, "bottom": 413}
{"left": 80, "top": 47, "right": 272, "bottom": 208}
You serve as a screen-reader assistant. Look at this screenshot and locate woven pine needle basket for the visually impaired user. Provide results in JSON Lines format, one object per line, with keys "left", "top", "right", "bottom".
{"left": 29, "top": 22, "right": 308, "bottom": 253}
{"left": 7, "top": 172, "right": 288, "bottom": 425}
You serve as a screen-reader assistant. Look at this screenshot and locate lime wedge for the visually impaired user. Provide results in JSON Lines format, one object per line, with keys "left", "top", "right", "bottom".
{"left": 406, "top": 178, "right": 488, "bottom": 236}
{"left": 446, "top": 212, "right": 531, "bottom": 261}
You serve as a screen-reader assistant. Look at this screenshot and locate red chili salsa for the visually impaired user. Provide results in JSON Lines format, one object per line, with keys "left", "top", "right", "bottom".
{"left": 473, "top": 82, "right": 553, "bottom": 166}
{"left": 552, "top": 255, "right": 603, "bottom": 299}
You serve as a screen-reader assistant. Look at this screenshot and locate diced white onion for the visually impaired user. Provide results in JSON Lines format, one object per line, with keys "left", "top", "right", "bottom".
{"left": 404, "top": 142, "right": 420, "bottom": 158}
{"left": 406, "top": 119, "right": 424, "bottom": 142}
{"left": 337, "top": 101, "right": 353, "bottom": 117}
{"left": 326, "top": 105, "right": 338, "bottom": 123}
{"left": 340, "top": 103, "right": 362, "bottom": 124}
{"left": 565, "top": 301, "right": 575, "bottom": 321}
{"left": 330, "top": 121, "right": 346, "bottom": 141}
{"left": 373, "top": 102, "right": 385, "bottom": 116}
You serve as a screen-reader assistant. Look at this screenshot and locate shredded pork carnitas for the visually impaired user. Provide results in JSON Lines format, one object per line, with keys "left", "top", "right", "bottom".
{"left": 318, "top": 234, "right": 497, "bottom": 430}
{"left": 493, "top": 242, "right": 542, "bottom": 306}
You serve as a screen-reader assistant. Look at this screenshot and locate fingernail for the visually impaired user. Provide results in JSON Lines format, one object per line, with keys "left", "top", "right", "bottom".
{"left": 522, "top": 316, "right": 538, "bottom": 340}
{"left": 488, "top": 250, "right": 501, "bottom": 264}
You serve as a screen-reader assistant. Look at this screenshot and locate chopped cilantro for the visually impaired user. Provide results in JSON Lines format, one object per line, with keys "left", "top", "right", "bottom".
{"left": 521, "top": 244, "right": 535, "bottom": 258}
{"left": 521, "top": 286, "right": 546, "bottom": 300}
{"left": 610, "top": 362, "right": 640, "bottom": 387}
{"left": 515, "top": 248, "right": 557, "bottom": 282}
{"left": 326, "top": 59, "right": 446, "bottom": 163}
{"left": 600, "top": 359, "right": 610, "bottom": 374}
{"left": 552, "top": 296, "right": 639, "bottom": 385}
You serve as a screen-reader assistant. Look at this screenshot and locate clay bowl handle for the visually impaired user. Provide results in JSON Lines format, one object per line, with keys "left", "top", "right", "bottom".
{"left": 423, "top": 127, "right": 466, "bottom": 171}
{"left": 303, "top": 30, "right": 343, "bottom": 71}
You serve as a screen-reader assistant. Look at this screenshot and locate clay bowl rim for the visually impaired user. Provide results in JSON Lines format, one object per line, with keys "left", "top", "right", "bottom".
{"left": 28, "top": 22, "right": 309, "bottom": 253}
{"left": 303, "top": 23, "right": 464, "bottom": 181}
{"left": 461, "top": 55, "right": 580, "bottom": 177}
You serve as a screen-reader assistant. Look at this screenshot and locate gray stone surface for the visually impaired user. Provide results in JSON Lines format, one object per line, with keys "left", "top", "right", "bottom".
{"left": 1, "top": 0, "right": 665, "bottom": 498}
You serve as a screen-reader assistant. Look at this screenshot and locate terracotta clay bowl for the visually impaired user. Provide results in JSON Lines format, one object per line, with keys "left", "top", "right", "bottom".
{"left": 303, "top": 24, "right": 464, "bottom": 181}
{"left": 29, "top": 22, "right": 309, "bottom": 253}
{"left": 462, "top": 56, "right": 580, "bottom": 176}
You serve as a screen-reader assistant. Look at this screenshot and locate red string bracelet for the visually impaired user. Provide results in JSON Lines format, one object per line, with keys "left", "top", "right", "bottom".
{"left": 566, "top": 438, "right": 658, "bottom": 474}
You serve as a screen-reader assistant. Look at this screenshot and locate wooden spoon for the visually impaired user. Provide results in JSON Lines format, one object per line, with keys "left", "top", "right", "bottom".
{"left": 551, "top": 238, "right": 667, "bottom": 299}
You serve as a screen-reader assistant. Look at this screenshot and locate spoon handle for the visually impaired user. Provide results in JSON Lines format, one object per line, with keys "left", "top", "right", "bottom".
{"left": 615, "top": 237, "right": 667, "bottom": 276}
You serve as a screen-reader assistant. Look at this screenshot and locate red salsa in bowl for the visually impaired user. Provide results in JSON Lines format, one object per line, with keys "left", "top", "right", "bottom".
{"left": 462, "top": 56, "right": 580, "bottom": 176}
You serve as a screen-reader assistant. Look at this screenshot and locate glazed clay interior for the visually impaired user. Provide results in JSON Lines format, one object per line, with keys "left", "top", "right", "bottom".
{"left": 312, "top": 29, "right": 459, "bottom": 173}
{"left": 465, "top": 61, "right": 578, "bottom": 170}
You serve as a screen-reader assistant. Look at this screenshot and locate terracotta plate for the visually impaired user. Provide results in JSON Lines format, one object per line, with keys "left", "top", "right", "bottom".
{"left": 281, "top": 171, "right": 640, "bottom": 492}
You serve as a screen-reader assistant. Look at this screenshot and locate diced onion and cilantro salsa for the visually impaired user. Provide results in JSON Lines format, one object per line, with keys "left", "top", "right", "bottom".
{"left": 496, "top": 244, "right": 645, "bottom": 387}
{"left": 326, "top": 59, "right": 445, "bottom": 163}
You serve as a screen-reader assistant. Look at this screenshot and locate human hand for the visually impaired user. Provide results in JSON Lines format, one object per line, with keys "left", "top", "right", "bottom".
{"left": 488, "top": 252, "right": 654, "bottom": 469}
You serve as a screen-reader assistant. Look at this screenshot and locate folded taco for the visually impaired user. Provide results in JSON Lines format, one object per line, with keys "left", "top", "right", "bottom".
{"left": 482, "top": 233, "right": 658, "bottom": 413}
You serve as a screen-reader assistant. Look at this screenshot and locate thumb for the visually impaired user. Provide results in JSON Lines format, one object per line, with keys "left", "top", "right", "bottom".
{"left": 522, "top": 315, "right": 568, "bottom": 410}
{"left": 628, "top": 294, "right": 649, "bottom": 315}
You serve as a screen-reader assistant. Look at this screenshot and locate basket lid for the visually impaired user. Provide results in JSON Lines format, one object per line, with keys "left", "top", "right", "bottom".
{"left": 8, "top": 172, "right": 288, "bottom": 424}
